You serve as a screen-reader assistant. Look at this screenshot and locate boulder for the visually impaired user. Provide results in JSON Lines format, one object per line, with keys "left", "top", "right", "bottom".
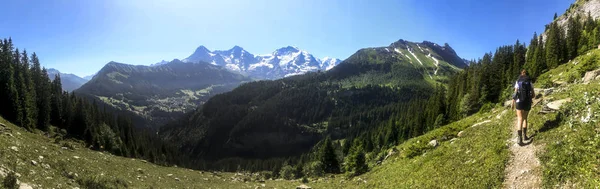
{"left": 30, "top": 160, "right": 37, "bottom": 166}
{"left": 457, "top": 131, "right": 465, "bottom": 137}
{"left": 9, "top": 146, "right": 18, "bottom": 152}
{"left": 428, "top": 140, "right": 438, "bottom": 147}
{"left": 545, "top": 98, "right": 572, "bottom": 111}
{"left": 583, "top": 69, "right": 600, "bottom": 84}
{"left": 504, "top": 100, "right": 513, "bottom": 108}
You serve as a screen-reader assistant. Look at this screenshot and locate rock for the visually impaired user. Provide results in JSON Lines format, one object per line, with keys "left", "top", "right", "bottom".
{"left": 258, "top": 179, "right": 265, "bottom": 183}
{"left": 167, "top": 174, "right": 173, "bottom": 177}
{"left": 9, "top": 146, "right": 18, "bottom": 152}
{"left": 0, "top": 123, "right": 6, "bottom": 127}
{"left": 5, "top": 133, "right": 13, "bottom": 137}
{"left": 19, "top": 182, "right": 33, "bottom": 189}
{"left": 545, "top": 98, "right": 572, "bottom": 111}
{"left": 384, "top": 147, "right": 398, "bottom": 160}
{"left": 261, "top": 184, "right": 266, "bottom": 187}
{"left": 471, "top": 120, "right": 491, "bottom": 127}
{"left": 450, "top": 138, "right": 458, "bottom": 144}
{"left": 543, "top": 88, "right": 554, "bottom": 96}
{"left": 457, "top": 131, "right": 465, "bottom": 137}
{"left": 38, "top": 156, "right": 44, "bottom": 160}
{"left": 174, "top": 177, "right": 180, "bottom": 181}
{"left": 73, "top": 156, "right": 80, "bottom": 159}
{"left": 67, "top": 172, "right": 78, "bottom": 179}
{"left": 583, "top": 69, "right": 600, "bottom": 84}
{"left": 30, "top": 160, "right": 38, "bottom": 166}
{"left": 41, "top": 163, "right": 50, "bottom": 169}
{"left": 428, "top": 140, "right": 438, "bottom": 147}
{"left": 296, "top": 184, "right": 312, "bottom": 189}
{"left": 504, "top": 100, "right": 512, "bottom": 107}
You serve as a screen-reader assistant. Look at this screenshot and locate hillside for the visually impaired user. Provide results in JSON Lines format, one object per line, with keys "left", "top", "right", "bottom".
{"left": 159, "top": 39, "right": 466, "bottom": 164}
{"left": 75, "top": 60, "right": 253, "bottom": 128}
{"left": 0, "top": 101, "right": 512, "bottom": 188}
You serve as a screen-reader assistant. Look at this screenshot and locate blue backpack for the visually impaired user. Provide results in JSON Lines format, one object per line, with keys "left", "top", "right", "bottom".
{"left": 517, "top": 79, "right": 532, "bottom": 103}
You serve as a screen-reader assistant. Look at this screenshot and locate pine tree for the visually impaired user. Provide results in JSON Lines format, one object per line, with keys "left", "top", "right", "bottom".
{"left": 50, "top": 74, "right": 63, "bottom": 126}
{"left": 546, "top": 23, "right": 563, "bottom": 69}
{"left": 534, "top": 35, "right": 547, "bottom": 79}
{"left": 566, "top": 16, "right": 582, "bottom": 60}
{"left": 525, "top": 33, "right": 539, "bottom": 78}
{"left": 345, "top": 139, "right": 367, "bottom": 176}
{"left": 0, "top": 39, "right": 21, "bottom": 123}
{"left": 37, "top": 68, "right": 52, "bottom": 131}
{"left": 318, "top": 137, "right": 340, "bottom": 173}
{"left": 19, "top": 50, "right": 37, "bottom": 130}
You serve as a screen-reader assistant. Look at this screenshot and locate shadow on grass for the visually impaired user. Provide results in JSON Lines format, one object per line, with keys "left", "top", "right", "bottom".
{"left": 538, "top": 113, "right": 562, "bottom": 133}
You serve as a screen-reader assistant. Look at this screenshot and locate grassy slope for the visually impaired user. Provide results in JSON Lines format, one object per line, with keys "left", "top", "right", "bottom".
{"left": 0, "top": 106, "right": 512, "bottom": 188}
{"left": 525, "top": 49, "right": 600, "bottom": 188}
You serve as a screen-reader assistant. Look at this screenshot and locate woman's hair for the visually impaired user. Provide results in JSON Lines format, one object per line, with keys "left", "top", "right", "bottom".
{"left": 520, "top": 69, "right": 527, "bottom": 76}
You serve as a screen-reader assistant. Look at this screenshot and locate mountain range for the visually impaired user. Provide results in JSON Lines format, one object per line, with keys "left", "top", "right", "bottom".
{"left": 179, "top": 45, "right": 342, "bottom": 79}
{"left": 46, "top": 68, "right": 89, "bottom": 92}
{"left": 160, "top": 39, "right": 468, "bottom": 160}
{"left": 75, "top": 59, "right": 253, "bottom": 127}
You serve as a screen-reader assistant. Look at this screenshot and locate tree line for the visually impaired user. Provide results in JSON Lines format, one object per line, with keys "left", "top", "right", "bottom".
{"left": 0, "top": 38, "right": 184, "bottom": 166}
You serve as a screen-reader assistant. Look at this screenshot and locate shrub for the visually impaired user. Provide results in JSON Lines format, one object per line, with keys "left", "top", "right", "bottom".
{"left": 2, "top": 171, "right": 18, "bottom": 189}
{"left": 303, "top": 161, "right": 324, "bottom": 178}
{"left": 279, "top": 165, "right": 295, "bottom": 180}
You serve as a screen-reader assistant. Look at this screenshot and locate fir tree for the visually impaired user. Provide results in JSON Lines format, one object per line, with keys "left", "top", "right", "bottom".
{"left": 566, "top": 16, "right": 582, "bottom": 60}
{"left": 345, "top": 139, "right": 367, "bottom": 176}
{"left": 318, "top": 137, "right": 340, "bottom": 173}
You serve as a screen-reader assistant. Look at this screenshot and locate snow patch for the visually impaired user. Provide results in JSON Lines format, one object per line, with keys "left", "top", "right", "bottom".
{"left": 427, "top": 53, "right": 440, "bottom": 75}
{"left": 248, "top": 62, "right": 274, "bottom": 70}
{"left": 407, "top": 48, "right": 424, "bottom": 66}
{"left": 225, "top": 64, "right": 241, "bottom": 72}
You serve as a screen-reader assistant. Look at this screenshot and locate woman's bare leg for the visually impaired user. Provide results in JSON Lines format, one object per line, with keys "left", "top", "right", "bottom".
{"left": 522, "top": 110, "right": 529, "bottom": 140}
{"left": 516, "top": 110, "right": 523, "bottom": 130}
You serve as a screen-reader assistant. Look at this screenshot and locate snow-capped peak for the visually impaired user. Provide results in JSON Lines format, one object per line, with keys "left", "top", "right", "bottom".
{"left": 319, "top": 57, "right": 342, "bottom": 71}
{"left": 180, "top": 45, "right": 340, "bottom": 79}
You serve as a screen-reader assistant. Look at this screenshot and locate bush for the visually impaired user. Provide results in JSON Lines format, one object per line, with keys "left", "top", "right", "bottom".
{"left": 579, "top": 53, "right": 598, "bottom": 73}
{"left": 478, "top": 103, "right": 494, "bottom": 113}
{"left": 257, "top": 171, "right": 273, "bottom": 180}
{"left": 279, "top": 165, "right": 295, "bottom": 180}
{"left": 3, "top": 171, "right": 18, "bottom": 189}
{"left": 303, "top": 161, "right": 324, "bottom": 178}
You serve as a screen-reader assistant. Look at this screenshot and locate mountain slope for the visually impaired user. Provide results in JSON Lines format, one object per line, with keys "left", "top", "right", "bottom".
{"left": 160, "top": 39, "right": 466, "bottom": 161}
{"left": 0, "top": 102, "right": 510, "bottom": 188}
{"left": 181, "top": 45, "right": 342, "bottom": 79}
{"left": 75, "top": 60, "right": 253, "bottom": 128}
{"left": 46, "top": 68, "right": 88, "bottom": 91}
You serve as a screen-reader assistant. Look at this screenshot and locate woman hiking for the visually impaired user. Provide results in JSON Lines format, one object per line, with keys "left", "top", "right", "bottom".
{"left": 513, "top": 69, "right": 535, "bottom": 145}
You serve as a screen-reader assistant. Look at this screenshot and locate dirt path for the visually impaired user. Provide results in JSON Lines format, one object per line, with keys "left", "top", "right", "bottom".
{"left": 502, "top": 117, "right": 543, "bottom": 189}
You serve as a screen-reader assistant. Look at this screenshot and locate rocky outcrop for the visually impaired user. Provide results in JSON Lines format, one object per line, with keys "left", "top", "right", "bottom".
{"left": 582, "top": 69, "right": 600, "bottom": 84}
{"left": 543, "top": 98, "right": 573, "bottom": 112}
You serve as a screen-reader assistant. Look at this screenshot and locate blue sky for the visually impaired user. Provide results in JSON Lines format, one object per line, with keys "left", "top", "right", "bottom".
{"left": 0, "top": 0, "right": 573, "bottom": 76}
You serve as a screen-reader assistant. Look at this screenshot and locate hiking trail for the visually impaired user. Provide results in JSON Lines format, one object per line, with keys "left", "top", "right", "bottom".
{"left": 502, "top": 116, "right": 543, "bottom": 189}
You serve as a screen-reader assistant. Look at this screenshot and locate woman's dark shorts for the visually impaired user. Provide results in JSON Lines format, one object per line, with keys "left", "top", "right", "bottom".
{"left": 516, "top": 101, "right": 532, "bottom": 111}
